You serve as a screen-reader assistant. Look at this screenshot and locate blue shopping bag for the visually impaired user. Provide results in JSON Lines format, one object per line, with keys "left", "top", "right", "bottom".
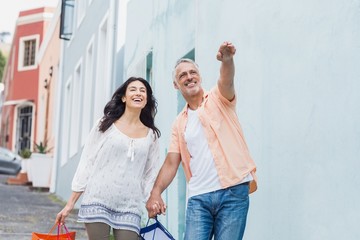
{"left": 140, "top": 217, "right": 175, "bottom": 240}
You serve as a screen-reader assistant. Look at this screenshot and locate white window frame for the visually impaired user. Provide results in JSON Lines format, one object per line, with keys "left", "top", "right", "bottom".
{"left": 61, "top": 76, "right": 72, "bottom": 166}
{"left": 93, "top": 13, "right": 110, "bottom": 121}
{"left": 81, "top": 36, "right": 95, "bottom": 146}
{"left": 18, "top": 34, "right": 40, "bottom": 71}
{"left": 69, "top": 59, "right": 83, "bottom": 157}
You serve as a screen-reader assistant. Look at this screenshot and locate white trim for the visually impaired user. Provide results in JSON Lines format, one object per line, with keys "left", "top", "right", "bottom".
{"left": 17, "top": 34, "right": 40, "bottom": 71}
{"left": 61, "top": 75, "right": 73, "bottom": 166}
{"left": 50, "top": 40, "right": 64, "bottom": 193}
{"left": 17, "top": 12, "right": 54, "bottom": 26}
{"left": 93, "top": 12, "right": 110, "bottom": 121}
{"left": 81, "top": 35, "right": 95, "bottom": 146}
{"left": 12, "top": 102, "right": 36, "bottom": 152}
{"left": 2, "top": 99, "right": 32, "bottom": 106}
{"left": 69, "top": 58, "right": 83, "bottom": 157}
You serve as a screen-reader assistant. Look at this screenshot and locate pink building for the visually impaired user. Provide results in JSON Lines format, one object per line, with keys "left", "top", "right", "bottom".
{"left": 0, "top": 7, "right": 56, "bottom": 154}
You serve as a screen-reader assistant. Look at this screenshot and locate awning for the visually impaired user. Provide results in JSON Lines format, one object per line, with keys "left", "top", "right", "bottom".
{"left": 2, "top": 99, "right": 33, "bottom": 106}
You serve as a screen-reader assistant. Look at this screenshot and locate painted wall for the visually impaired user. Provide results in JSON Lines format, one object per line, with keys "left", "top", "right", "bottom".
{"left": 0, "top": 7, "right": 54, "bottom": 152}
{"left": 54, "top": 0, "right": 111, "bottom": 200}
{"left": 37, "top": 13, "right": 61, "bottom": 156}
{"left": 124, "top": 0, "right": 360, "bottom": 239}
{"left": 54, "top": 0, "right": 128, "bottom": 203}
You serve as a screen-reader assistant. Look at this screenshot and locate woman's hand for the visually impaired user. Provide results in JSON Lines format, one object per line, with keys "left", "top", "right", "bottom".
{"left": 55, "top": 204, "right": 73, "bottom": 225}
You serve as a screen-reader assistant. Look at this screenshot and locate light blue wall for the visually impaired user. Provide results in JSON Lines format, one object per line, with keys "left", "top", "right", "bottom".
{"left": 196, "top": 1, "right": 360, "bottom": 239}
{"left": 124, "top": 0, "right": 197, "bottom": 237}
{"left": 55, "top": 0, "right": 115, "bottom": 202}
{"left": 125, "top": 0, "right": 360, "bottom": 239}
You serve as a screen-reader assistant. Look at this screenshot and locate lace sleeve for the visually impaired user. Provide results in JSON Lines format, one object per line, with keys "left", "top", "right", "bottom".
{"left": 71, "top": 120, "right": 103, "bottom": 192}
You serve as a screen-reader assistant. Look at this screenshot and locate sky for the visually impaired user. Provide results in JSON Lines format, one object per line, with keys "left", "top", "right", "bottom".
{"left": 0, "top": 0, "right": 59, "bottom": 35}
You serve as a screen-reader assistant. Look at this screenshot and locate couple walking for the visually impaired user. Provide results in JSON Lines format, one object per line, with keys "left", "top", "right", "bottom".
{"left": 56, "top": 41, "right": 257, "bottom": 240}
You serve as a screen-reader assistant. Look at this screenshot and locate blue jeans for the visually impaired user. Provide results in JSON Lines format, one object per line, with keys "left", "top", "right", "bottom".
{"left": 184, "top": 182, "right": 249, "bottom": 240}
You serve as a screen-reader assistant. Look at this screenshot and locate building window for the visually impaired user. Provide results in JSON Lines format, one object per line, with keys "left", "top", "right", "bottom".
{"left": 146, "top": 50, "right": 153, "bottom": 87}
{"left": 18, "top": 35, "right": 39, "bottom": 71}
{"left": 23, "top": 39, "right": 36, "bottom": 67}
{"left": 16, "top": 105, "right": 33, "bottom": 153}
{"left": 60, "top": 0, "right": 75, "bottom": 40}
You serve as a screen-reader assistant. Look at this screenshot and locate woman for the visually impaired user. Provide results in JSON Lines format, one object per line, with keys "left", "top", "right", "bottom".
{"left": 56, "top": 77, "right": 161, "bottom": 240}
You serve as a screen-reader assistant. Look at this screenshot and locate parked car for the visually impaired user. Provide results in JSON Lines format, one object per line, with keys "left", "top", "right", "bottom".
{"left": 0, "top": 147, "right": 22, "bottom": 175}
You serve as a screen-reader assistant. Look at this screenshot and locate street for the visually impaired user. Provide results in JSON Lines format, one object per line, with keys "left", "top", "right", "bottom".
{"left": 0, "top": 174, "right": 88, "bottom": 240}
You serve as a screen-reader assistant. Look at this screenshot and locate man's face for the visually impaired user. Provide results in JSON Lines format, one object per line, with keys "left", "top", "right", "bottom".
{"left": 173, "top": 62, "right": 202, "bottom": 97}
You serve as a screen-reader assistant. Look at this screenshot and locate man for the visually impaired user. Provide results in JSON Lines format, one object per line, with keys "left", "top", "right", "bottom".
{"left": 146, "top": 41, "right": 257, "bottom": 240}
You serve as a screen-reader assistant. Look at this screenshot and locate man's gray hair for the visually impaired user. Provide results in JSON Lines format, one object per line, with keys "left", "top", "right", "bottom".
{"left": 172, "top": 58, "right": 200, "bottom": 81}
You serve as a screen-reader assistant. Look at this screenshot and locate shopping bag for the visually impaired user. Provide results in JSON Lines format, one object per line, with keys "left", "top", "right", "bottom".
{"left": 32, "top": 223, "right": 76, "bottom": 240}
{"left": 140, "top": 217, "right": 175, "bottom": 240}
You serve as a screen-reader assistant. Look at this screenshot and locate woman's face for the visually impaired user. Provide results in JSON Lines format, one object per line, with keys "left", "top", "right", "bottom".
{"left": 122, "top": 80, "right": 148, "bottom": 110}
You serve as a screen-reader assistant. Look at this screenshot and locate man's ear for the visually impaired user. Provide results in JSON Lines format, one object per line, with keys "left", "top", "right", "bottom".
{"left": 173, "top": 81, "right": 179, "bottom": 90}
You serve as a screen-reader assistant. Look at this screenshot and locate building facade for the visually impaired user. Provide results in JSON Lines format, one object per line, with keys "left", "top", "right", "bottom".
{"left": 123, "top": 0, "right": 360, "bottom": 239}
{"left": 0, "top": 7, "right": 55, "bottom": 154}
{"left": 53, "top": 0, "right": 129, "bottom": 199}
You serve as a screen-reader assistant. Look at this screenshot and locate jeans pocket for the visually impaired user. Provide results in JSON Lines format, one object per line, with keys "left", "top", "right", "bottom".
{"left": 228, "top": 183, "right": 249, "bottom": 200}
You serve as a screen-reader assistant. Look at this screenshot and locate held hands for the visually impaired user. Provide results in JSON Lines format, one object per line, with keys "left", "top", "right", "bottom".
{"left": 216, "top": 41, "right": 236, "bottom": 62}
{"left": 146, "top": 193, "right": 167, "bottom": 218}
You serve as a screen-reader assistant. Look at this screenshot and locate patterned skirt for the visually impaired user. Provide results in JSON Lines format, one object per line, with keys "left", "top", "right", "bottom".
{"left": 78, "top": 203, "right": 141, "bottom": 234}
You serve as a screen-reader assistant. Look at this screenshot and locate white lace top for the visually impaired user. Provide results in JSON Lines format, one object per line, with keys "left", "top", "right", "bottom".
{"left": 71, "top": 121, "right": 160, "bottom": 233}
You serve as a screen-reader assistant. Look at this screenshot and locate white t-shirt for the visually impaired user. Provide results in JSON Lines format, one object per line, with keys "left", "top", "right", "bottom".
{"left": 185, "top": 109, "right": 252, "bottom": 198}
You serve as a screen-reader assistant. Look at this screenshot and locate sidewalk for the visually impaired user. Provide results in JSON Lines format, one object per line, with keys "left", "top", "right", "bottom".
{"left": 0, "top": 174, "right": 88, "bottom": 240}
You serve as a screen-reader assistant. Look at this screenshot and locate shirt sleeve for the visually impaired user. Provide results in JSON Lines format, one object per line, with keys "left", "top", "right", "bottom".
{"left": 71, "top": 119, "right": 103, "bottom": 192}
{"left": 168, "top": 120, "right": 180, "bottom": 153}
{"left": 141, "top": 132, "right": 160, "bottom": 201}
{"left": 213, "top": 85, "right": 237, "bottom": 109}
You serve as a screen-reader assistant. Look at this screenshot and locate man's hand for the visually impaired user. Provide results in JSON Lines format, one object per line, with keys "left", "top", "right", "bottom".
{"left": 145, "top": 153, "right": 180, "bottom": 218}
{"left": 216, "top": 41, "right": 236, "bottom": 62}
{"left": 146, "top": 192, "right": 167, "bottom": 218}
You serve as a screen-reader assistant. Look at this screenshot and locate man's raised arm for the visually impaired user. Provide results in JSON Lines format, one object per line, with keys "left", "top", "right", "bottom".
{"left": 217, "top": 41, "right": 236, "bottom": 101}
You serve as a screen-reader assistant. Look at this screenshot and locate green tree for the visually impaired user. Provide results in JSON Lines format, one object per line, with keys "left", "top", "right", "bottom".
{"left": 0, "top": 50, "right": 6, "bottom": 82}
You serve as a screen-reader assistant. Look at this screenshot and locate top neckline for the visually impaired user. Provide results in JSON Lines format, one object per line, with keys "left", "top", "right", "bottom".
{"left": 112, "top": 123, "right": 151, "bottom": 140}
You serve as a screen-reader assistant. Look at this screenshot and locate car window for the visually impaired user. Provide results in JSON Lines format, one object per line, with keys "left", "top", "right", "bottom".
{"left": 0, "top": 147, "right": 18, "bottom": 161}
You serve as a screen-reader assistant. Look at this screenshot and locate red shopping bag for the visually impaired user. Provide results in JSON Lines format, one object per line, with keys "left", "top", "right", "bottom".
{"left": 32, "top": 223, "right": 76, "bottom": 240}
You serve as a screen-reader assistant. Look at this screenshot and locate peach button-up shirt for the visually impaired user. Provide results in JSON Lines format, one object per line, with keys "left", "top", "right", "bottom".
{"left": 168, "top": 86, "right": 258, "bottom": 193}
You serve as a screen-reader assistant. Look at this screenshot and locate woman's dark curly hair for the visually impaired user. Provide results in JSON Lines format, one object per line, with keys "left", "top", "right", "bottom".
{"left": 98, "top": 77, "right": 161, "bottom": 138}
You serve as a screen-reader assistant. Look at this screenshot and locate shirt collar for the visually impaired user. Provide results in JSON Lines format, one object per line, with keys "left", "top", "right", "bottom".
{"left": 180, "top": 89, "right": 209, "bottom": 116}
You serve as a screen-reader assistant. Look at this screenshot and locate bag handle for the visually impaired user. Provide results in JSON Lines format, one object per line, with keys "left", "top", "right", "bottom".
{"left": 141, "top": 216, "right": 157, "bottom": 240}
{"left": 44, "top": 223, "right": 72, "bottom": 240}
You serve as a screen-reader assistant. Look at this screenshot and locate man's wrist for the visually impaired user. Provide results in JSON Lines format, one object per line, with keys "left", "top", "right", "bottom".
{"left": 150, "top": 187, "right": 162, "bottom": 196}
